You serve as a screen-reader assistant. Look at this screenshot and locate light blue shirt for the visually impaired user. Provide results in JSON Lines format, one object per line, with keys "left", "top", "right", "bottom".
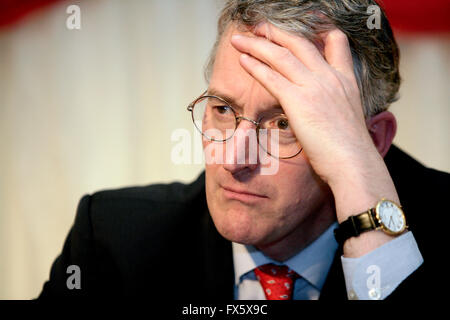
{"left": 232, "top": 223, "right": 423, "bottom": 300}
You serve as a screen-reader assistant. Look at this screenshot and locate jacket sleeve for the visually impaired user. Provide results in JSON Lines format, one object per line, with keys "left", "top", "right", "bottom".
{"left": 37, "top": 195, "right": 98, "bottom": 298}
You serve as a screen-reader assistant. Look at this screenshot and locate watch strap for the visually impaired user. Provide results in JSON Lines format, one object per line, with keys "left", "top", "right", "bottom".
{"left": 334, "top": 209, "right": 380, "bottom": 246}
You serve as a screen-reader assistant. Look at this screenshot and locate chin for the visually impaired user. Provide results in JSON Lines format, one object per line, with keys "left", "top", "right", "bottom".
{"left": 209, "top": 205, "right": 258, "bottom": 244}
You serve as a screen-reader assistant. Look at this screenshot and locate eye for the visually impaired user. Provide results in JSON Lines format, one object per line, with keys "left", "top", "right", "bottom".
{"left": 276, "top": 118, "right": 289, "bottom": 130}
{"left": 214, "top": 105, "right": 231, "bottom": 114}
{"left": 266, "top": 116, "right": 290, "bottom": 131}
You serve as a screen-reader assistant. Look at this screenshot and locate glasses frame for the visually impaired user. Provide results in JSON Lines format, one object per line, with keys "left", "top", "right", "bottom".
{"left": 187, "top": 91, "right": 303, "bottom": 159}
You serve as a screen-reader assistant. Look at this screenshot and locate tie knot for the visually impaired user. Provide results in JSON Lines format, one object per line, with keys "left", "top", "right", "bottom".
{"left": 254, "top": 264, "right": 299, "bottom": 300}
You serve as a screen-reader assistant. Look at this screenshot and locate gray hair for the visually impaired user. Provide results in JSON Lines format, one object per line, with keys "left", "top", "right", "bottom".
{"left": 204, "top": 0, "right": 401, "bottom": 117}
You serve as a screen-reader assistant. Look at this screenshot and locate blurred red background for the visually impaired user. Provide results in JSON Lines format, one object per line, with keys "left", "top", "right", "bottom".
{"left": 1, "top": 0, "right": 449, "bottom": 33}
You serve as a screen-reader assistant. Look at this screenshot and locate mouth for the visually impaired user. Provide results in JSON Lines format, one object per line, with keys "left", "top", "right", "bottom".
{"left": 221, "top": 185, "right": 268, "bottom": 203}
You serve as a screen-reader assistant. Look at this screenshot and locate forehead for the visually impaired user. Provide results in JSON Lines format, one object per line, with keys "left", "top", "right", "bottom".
{"left": 208, "top": 23, "right": 278, "bottom": 110}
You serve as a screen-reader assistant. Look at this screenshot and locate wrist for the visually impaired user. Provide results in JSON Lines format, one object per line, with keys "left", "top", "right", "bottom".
{"left": 342, "top": 230, "right": 396, "bottom": 258}
{"left": 328, "top": 150, "right": 399, "bottom": 223}
{"left": 337, "top": 198, "right": 407, "bottom": 257}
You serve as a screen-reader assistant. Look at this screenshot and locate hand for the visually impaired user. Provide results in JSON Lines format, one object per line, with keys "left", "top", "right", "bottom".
{"left": 230, "top": 23, "right": 373, "bottom": 187}
{"left": 230, "top": 23, "right": 400, "bottom": 257}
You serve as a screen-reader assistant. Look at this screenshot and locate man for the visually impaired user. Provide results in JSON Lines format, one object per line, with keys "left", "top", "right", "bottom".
{"left": 39, "top": 0, "right": 449, "bottom": 301}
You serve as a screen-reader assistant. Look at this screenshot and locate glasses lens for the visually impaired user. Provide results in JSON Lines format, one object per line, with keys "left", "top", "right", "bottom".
{"left": 191, "top": 96, "right": 236, "bottom": 141}
{"left": 258, "top": 114, "right": 302, "bottom": 158}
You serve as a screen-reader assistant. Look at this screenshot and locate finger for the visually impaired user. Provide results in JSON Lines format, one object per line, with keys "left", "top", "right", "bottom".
{"left": 238, "top": 53, "right": 296, "bottom": 105}
{"left": 231, "top": 34, "right": 311, "bottom": 85}
{"left": 253, "top": 22, "right": 329, "bottom": 72}
{"left": 321, "top": 29, "right": 355, "bottom": 79}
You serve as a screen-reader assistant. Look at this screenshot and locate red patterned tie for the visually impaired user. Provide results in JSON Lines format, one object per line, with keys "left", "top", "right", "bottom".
{"left": 254, "top": 264, "right": 299, "bottom": 300}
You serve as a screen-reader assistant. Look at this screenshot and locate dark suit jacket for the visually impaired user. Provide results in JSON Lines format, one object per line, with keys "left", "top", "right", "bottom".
{"left": 38, "top": 145, "right": 449, "bottom": 300}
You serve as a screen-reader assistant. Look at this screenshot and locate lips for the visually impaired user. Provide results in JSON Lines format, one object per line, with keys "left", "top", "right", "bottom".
{"left": 221, "top": 185, "right": 268, "bottom": 203}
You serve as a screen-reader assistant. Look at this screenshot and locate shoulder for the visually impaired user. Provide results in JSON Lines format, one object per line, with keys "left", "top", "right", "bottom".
{"left": 38, "top": 172, "right": 209, "bottom": 298}
{"left": 72, "top": 171, "right": 207, "bottom": 246}
{"left": 385, "top": 145, "right": 449, "bottom": 197}
{"left": 86, "top": 171, "right": 206, "bottom": 217}
{"left": 90, "top": 171, "right": 206, "bottom": 206}
{"left": 73, "top": 172, "right": 207, "bottom": 271}
{"left": 385, "top": 145, "right": 449, "bottom": 261}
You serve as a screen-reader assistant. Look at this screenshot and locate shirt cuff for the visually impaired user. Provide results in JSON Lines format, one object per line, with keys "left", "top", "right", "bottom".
{"left": 341, "top": 231, "right": 423, "bottom": 300}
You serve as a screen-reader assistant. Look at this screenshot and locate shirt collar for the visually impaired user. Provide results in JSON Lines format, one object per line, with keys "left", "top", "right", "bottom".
{"left": 232, "top": 222, "right": 338, "bottom": 291}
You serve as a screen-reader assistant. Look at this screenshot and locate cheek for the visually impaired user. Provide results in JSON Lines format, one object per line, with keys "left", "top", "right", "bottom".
{"left": 271, "top": 161, "right": 328, "bottom": 220}
{"left": 202, "top": 139, "right": 226, "bottom": 166}
{"left": 273, "top": 164, "right": 311, "bottom": 203}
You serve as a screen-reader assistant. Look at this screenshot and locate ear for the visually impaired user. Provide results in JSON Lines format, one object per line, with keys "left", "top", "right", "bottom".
{"left": 365, "top": 111, "right": 397, "bottom": 158}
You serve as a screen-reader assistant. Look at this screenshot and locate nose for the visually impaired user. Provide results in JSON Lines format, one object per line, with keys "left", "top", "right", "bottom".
{"left": 222, "top": 119, "right": 260, "bottom": 174}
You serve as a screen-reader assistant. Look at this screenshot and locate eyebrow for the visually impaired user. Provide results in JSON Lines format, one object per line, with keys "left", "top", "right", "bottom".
{"left": 206, "top": 87, "right": 285, "bottom": 115}
{"left": 207, "top": 88, "right": 240, "bottom": 108}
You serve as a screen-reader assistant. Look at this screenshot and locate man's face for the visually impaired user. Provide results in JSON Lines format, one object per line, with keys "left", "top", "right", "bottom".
{"left": 204, "top": 24, "right": 333, "bottom": 249}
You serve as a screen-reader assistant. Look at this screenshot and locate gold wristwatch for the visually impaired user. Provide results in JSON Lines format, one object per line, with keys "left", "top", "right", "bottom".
{"left": 334, "top": 199, "right": 408, "bottom": 245}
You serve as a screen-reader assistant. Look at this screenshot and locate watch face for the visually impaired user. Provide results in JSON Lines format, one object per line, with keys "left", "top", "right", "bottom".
{"left": 377, "top": 200, "right": 406, "bottom": 234}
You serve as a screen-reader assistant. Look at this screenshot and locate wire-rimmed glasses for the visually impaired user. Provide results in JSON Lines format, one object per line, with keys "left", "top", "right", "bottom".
{"left": 187, "top": 92, "right": 303, "bottom": 159}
